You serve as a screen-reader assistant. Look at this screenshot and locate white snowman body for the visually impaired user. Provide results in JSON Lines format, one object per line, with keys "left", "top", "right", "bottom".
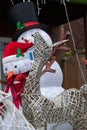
{"left": 17, "top": 28, "right": 65, "bottom": 98}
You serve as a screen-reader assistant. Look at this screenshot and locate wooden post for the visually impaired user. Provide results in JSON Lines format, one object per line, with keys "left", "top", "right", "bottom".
{"left": 84, "top": 11, "right": 87, "bottom": 58}
{"left": 83, "top": 10, "right": 87, "bottom": 79}
{"left": 62, "top": 55, "right": 86, "bottom": 90}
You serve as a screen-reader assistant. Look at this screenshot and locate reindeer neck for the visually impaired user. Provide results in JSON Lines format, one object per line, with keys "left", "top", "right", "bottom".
{"left": 24, "top": 32, "right": 52, "bottom": 95}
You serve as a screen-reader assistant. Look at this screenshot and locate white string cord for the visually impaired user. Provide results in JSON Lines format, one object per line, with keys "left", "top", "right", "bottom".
{"left": 0, "top": 91, "right": 35, "bottom": 130}
{"left": 15, "top": 107, "right": 32, "bottom": 129}
{"left": 10, "top": 0, "right": 14, "bottom": 5}
{"left": 37, "top": 0, "right": 41, "bottom": 15}
{"left": 23, "top": 0, "right": 25, "bottom": 2}
{"left": 62, "top": 0, "right": 87, "bottom": 84}
{"left": 0, "top": 90, "right": 35, "bottom": 128}
{"left": 7, "top": 104, "right": 15, "bottom": 130}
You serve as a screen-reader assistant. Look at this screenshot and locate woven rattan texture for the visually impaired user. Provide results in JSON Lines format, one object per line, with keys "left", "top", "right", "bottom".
{"left": 22, "top": 32, "right": 87, "bottom": 130}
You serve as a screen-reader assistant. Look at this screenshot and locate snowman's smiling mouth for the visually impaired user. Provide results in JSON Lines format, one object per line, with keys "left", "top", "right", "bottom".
{"left": 20, "top": 41, "right": 34, "bottom": 44}
{"left": 18, "top": 70, "right": 21, "bottom": 74}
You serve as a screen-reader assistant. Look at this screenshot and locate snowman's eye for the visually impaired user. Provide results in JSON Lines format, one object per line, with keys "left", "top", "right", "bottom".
{"left": 14, "top": 65, "right": 17, "bottom": 68}
{"left": 21, "top": 37, "right": 24, "bottom": 40}
{"left": 5, "top": 68, "right": 7, "bottom": 71}
{"left": 31, "top": 34, "right": 34, "bottom": 37}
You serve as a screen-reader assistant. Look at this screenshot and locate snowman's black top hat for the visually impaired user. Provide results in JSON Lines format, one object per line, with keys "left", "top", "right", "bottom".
{"left": 8, "top": 2, "right": 49, "bottom": 41}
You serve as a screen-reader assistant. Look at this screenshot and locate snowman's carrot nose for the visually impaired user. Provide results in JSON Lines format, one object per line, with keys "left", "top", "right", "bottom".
{"left": 7, "top": 71, "right": 14, "bottom": 79}
{"left": 24, "top": 38, "right": 29, "bottom": 43}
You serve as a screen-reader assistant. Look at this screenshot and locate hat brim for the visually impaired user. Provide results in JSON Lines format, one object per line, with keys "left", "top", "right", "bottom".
{"left": 12, "top": 23, "right": 49, "bottom": 41}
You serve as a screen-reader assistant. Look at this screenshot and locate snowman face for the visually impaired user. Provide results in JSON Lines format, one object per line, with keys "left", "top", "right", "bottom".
{"left": 17, "top": 28, "right": 52, "bottom": 45}
{"left": 16, "top": 28, "right": 52, "bottom": 75}
{"left": 3, "top": 58, "right": 33, "bottom": 76}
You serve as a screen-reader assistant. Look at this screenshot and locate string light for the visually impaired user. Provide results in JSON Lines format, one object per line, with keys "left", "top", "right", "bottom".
{"left": 41, "top": 0, "right": 46, "bottom": 4}
{"left": 10, "top": 0, "right": 46, "bottom": 14}
{"left": 23, "top": 0, "right": 25, "bottom": 2}
{"left": 10, "top": 0, "right": 14, "bottom": 5}
{"left": 36, "top": 0, "right": 47, "bottom": 14}
{"left": 23, "top": 0, "right": 31, "bottom": 2}
{"left": 37, "top": 0, "right": 41, "bottom": 15}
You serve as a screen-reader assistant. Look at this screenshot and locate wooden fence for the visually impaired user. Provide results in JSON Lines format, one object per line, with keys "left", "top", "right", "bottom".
{"left": 61, "top": 54, "right": 86, "bottom": 90}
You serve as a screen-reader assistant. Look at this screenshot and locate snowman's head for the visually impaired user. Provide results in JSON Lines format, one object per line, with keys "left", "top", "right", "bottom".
{"left": 17, "top": 28, "right": 52, "bottom": 45}
{"left": 2, "top": 42, "right": 34, "bottom": 77}
{"left": 8, "top": 2, "right": 49, "bottom": 41}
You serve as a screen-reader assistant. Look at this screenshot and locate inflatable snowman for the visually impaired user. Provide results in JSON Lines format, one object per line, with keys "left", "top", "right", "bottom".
{"left": 8, "top": 1, "right": 65, "bottom": 99}
{"left": 2, "top": 41, "right": 34, "bottom": 110}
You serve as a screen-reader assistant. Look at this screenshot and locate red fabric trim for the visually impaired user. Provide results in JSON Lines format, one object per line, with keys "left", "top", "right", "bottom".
{"left": 24, "top": 21, "right": 40, "bottom": 27}
{"left": 3, "top": 41, "right": 34, "bottom": 58}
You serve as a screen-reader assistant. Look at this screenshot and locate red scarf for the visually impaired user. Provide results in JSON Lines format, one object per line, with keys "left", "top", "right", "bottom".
{"left": 4, "top": 72, "right": 28, "bottom": 109}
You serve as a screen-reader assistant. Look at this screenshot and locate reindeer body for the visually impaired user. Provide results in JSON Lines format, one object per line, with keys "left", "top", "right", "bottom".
{"left": 22, "top": 32, "right": 87, "bottom": 130}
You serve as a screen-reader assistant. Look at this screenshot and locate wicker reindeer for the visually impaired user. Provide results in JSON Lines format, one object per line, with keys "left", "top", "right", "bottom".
{"left": 22, "top": 32, "right": 87, "bottom": 130}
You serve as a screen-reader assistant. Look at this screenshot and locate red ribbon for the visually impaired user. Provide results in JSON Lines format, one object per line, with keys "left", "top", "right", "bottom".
{"left": 24, "top": 21, "right": 40, "bottom": 27}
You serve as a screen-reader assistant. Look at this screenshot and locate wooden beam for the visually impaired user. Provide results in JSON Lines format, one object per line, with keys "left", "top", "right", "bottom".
{"left": 84, "top": 11, "right": 87, "bottom": 58}
{"left": 39, "top": 2, "right": 86, "bottom": 25}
